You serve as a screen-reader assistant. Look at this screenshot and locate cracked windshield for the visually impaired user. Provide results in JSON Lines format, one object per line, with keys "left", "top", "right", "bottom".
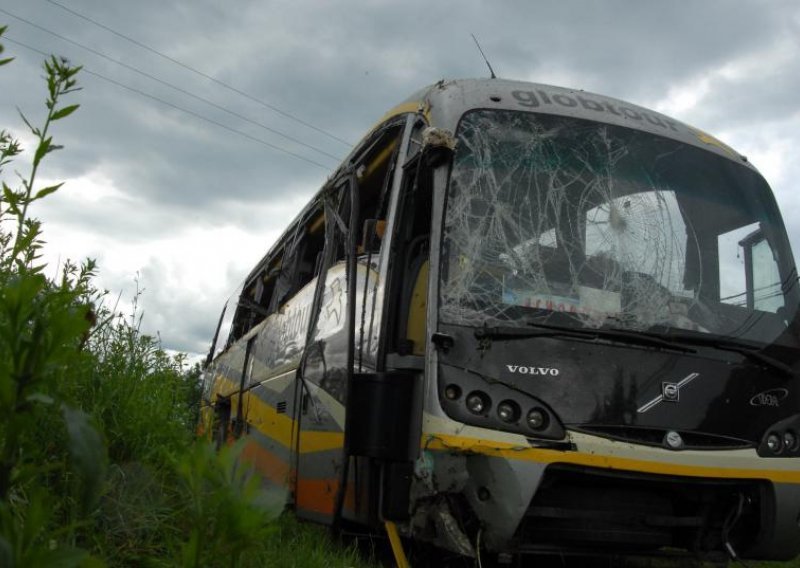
{"left": 440, "top": 110, "right": 797, "bottom": 343}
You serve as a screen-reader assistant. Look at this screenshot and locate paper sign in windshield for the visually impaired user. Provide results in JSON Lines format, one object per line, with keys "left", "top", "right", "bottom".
{"left": 503, "top": 280, "right": 621, "bottom": 319}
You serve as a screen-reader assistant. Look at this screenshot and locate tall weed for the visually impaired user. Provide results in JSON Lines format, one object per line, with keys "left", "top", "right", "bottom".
{"left": 173, "top": 441, "right": 282, "bottom": 568}
{"left": 0, "top": 25, "right": 106, "bottom": 566}
{"left": 0, "top": 25, "right": 378, "bottom": 568}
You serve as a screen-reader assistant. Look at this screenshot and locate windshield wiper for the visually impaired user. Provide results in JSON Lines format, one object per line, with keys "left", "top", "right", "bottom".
{"left": 474, "top": 322, "right": 793, "bottom": 377}
{"left": 651, "top": 331, "right": 794, "bottom": 378}
{"left": 475, "top": 322, "right": 696, "bottom": 353}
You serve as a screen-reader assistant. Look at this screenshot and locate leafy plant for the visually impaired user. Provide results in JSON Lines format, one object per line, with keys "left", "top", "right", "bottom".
{"left": 0, "top": 24, "right": 380, "bottom": 568}
{"left": 0, "top": 24, "right": 110, "bottom": 567}
{"left": 174, "top": 440, "right": 282, "bottom": 568}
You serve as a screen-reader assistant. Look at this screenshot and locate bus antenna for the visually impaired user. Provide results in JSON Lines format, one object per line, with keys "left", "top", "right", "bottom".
{"left": 471, "top": 33, "right": 497, "bottom": 79}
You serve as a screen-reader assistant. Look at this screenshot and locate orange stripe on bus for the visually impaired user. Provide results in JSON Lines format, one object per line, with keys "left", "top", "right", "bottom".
{"left": 296, "top": 478, "right": 338, "bottom": 516}
{"left": 295, "top": 478, "right": 357, "bottom": 518}
{"left": 240, "top": 439, "right": 291, "bottom": 487}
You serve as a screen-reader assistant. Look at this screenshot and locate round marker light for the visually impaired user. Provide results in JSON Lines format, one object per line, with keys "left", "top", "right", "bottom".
{"left": 526, "top": 408, "right": 548, "bottom": 431}
{"left": 444, "top": 384, "right": 462, "bottom": 401}
{"left": 466, "top": 392, "right": 489, "bottom": 415}
{"left": 497, "top": 400, "right": 520, "bottom": 423}
{"left": 784, "top": 430, "right": 797, "bottom": 452}
{"left": 766, "top": 432, "right": 782, "bottom": 454}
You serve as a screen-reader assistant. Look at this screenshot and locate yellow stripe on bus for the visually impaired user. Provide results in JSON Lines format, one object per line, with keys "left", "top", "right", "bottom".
{"left": 243, "top": 391, "right": 344, "bottom": 454}
{"left": 210, "top": 373, "right": 239, "bottom": 398}
{"left": 298, "top": 431, "right": 345, "bottom": 454}
{"left": 370, "top": 101, "right": 430, "bottom": 133}
{"left": 424, "top": 432, "right": 800, "bottom": 485}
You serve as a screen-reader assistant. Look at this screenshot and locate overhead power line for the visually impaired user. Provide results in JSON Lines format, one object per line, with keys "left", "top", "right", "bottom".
{"left": 0, "top": 6, "right": 342, "bottom": 163}
{"left": 44, "top": 0, "right": 353, "bottom": 147}
{"left": 4, "top": 36, "right": 332, "bottom": 171}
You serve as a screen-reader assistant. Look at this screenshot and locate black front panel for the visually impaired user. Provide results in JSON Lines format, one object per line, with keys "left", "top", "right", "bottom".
{"left": 437, "top": 323, "right": 799, "bottom": 448}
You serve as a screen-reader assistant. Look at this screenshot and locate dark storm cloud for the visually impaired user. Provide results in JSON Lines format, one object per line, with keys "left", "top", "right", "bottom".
{"left": 226, "top": 0, "right": 796, "bottom": 126}
{"left": 7, "top": 0, "right": 795, "bottom": 214}
{"left": 2, "top": 0, "right": 799, "bottom": 355}
{"left": 1, "top": 0, "right": 341, "bottom": 210}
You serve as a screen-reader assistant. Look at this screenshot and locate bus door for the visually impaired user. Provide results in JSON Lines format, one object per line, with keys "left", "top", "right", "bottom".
{"left": 294, "top": 119, "right": 412, "bottom": 525}
{"left": 293, "top": 179, "right": 358, "bottom": 523}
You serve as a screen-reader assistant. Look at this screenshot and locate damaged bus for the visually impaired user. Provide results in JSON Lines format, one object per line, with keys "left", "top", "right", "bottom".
{"left": 201, "top": 78, "right": 800, "bottom": 564}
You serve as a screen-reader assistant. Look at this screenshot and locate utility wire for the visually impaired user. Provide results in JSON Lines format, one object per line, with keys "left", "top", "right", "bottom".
{"left": 0, "top": 7, "right": 342, "bottom": 163}
{"left": 43, "top": 0, "right": 353, "bottom": 147}
{"left": 4, "top": 36, "right": 332, "bottom": 171}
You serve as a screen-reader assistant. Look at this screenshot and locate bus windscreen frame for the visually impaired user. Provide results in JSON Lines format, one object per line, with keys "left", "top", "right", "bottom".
{"left": 439, "top": 109, "right": 799, "bottom": 347}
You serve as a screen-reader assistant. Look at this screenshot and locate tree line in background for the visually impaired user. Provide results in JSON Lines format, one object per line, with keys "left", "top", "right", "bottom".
{"left": 0, "top": 25, "right": 370, "bottom": 567}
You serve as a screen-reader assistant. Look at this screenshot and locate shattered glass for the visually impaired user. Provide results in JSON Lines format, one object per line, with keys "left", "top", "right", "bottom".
{"left": 440, "top": 110, "right": 796, "bottom": 341}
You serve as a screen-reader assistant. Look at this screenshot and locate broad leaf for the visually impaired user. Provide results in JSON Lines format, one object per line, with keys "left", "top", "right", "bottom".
{"left": 33, "top": 137, "right": 53, "bottom": 168}
{"left": 33, "top": 183, "right": 63, "bottom": 200}
{"left": 51, "top": 104, "right": 79, "bottom": 121}
{"left": 61, "top": 405, "right": 107, "bottom": 514}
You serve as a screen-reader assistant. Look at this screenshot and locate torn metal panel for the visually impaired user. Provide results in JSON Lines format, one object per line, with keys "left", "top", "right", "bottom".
{"left": 408, "top": 440, "right": 545, "bottom": 551}
{"left": 463, "top": 454, "right": 545, "bottom": 549}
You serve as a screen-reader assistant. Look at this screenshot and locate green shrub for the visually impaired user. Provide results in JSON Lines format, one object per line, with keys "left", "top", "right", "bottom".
{"left": 0, "top": 26, "right": 107, "bottom": 566}
{"left": 0, "top": 25, "right": 377, "bottom": 568}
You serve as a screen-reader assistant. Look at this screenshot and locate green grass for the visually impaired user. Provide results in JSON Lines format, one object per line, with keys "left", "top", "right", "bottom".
{"left": 257, "top": 514, "right": 377, "bottom": 568}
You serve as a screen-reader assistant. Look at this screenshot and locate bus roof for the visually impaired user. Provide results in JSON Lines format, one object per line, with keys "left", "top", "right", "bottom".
{"left": 375, "top": 78, "right": 753, "bottom": 168}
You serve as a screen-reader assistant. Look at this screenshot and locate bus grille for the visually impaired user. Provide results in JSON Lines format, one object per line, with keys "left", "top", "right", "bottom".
{"left": 513, "top": 464, "right": 767, "bottom": 558}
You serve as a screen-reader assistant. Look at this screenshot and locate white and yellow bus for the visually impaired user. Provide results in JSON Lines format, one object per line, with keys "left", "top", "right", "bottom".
{"left": 201, "top": 78, "right": 800, "bottom": 564}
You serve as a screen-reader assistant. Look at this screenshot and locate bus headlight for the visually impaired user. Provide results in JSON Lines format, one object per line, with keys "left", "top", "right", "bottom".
{"left": 757, "top": 414, "right": 800, "bottom": 457}
{"left": 784, "top": 430, "right": 798, "bottom": 452}
{"left": 437, "top": 365, "right": 566, "bottom": 440}
{"left": 497, "top": 400, "right": 520, "bottom": 423}
{"left": 527, "top": 408, "right": 549, "bottom": 431}
{"left": 466, "top": 391, "right": 490, "bottom": 415}
{"left": 444, "top": 384, "right": 462, "bottom": 401}
{"left": 766, "top": 432, "right": 782, "bottom": 454}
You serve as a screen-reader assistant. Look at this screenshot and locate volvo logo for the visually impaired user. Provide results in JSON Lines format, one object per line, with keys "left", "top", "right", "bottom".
{"left": 505, "top": 365, "right": 560, "bottom": 376}
{"left": 637, "top": 372, "right": 700, "bottom": 413}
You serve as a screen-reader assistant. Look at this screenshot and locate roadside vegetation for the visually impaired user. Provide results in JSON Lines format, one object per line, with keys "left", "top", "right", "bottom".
{"left": 2, "top": 25, "right": 798, "bottom": 568}
{"left": 0, "top": 26, "right": 372, "bottom": 567}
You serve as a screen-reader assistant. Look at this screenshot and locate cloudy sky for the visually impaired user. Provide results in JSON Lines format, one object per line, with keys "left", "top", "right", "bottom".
{"left": 0, "top": 0, "right": 798, "bottom": 358}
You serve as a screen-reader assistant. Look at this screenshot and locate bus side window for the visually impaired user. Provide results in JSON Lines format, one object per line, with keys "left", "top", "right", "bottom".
{"left": 228, "top": 302, "right": 251, "bottom": 344}
{"left": 294, "top": 211, "right": 326, "bottom": 291}
{"left": 270, "top": 228, "right": 302, "bottom": 312}
{"left": 227, "top": 251, "right": 283, "bottom": 344}
{"left": 392, "top": 145, "right": 433, "bottom": 357}
{"left": 404, "top": 238, "right": 429, "bottom": 355}
{"left": 257, "top": 257, "right": 281, "bottom": 315}
{"left": 205, "top": 281, "right": 243, "bottom": 364}
{"left": 269, "top": 208, "right": 327, "bottom": 312}
{"left": 352, "top": 123, "right": 405, "bottom": 256}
